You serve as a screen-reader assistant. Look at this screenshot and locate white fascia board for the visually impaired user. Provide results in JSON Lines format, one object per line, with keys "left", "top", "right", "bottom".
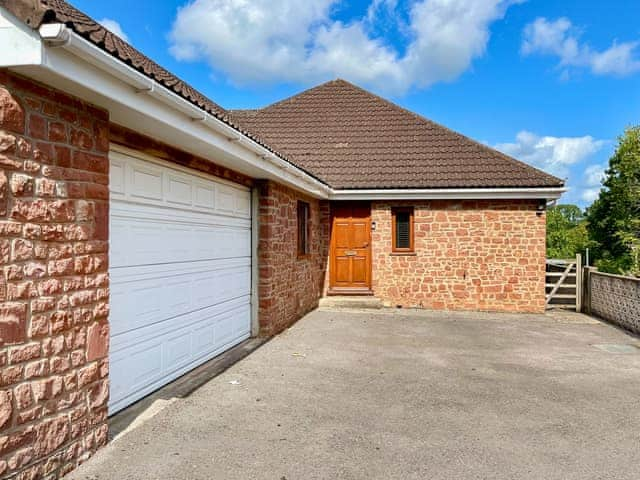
{"left": 329, "top": 187, "right": 566, "bottom": 201}
{"left": 0, "top": 15, "right": 329, "bottom": 198}
{"left": 0, "top": 7, "right": 43, "bottom": 66}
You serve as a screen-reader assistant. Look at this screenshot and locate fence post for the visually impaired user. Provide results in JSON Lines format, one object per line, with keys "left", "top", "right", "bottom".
{"left": 582, "top": 266, "right": 597, "bottom": 314}
{"left": 575, "top": 253, "right": 582, "bottom": 312}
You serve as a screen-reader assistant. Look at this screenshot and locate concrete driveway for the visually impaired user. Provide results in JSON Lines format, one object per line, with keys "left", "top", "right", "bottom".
{"left": 69, "top": 308, "right": 640, "bottom": 480}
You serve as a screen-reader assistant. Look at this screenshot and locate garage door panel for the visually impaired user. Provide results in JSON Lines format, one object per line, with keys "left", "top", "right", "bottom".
{"left": 130, "top": 343, "right": 164, "bottom": 387}
{"left": 191, "top": 272, "right": 218, "bottom": 307}
{"left": 166, "top": 174, "right": 193, "bottom": 206}
{"left": 217, "top": 185, "right": 236, "bottom": 214}
{"left": 194, "top": 184, "right": 215, "bottom": 209}
{"left": 130, "top": 162, "right": 163, "bottom": 201}
{"left": 109, "top": 301, "right": 250, "bottom": 413}
{"left": 235, "top": 192, "right": 251, "bottom": 217}
{"left": 109, "top": 149, "right": 252, "bottom": 414}
{"left": 192, "top": 322, "right": 216, "bottom": 359}
{"left": 109, "top": 293, "right": 249, "bottom": 352}
{"left": 162, "top": 277, "right": 192, "bottom": 316}
{"left": 110, "top": 157, "right": 126, "bottom": 194}
{"left": 110, "top": 283, "right": 163, "bottom": 335}
{"left": 164, "top": 331, "right": 192, "bottom": 372}
{"left": 110, "top": 150, "right": 251, "bottom": 219}
{"left": 110, "top": 261, "right": 250, "bottom": 337}
{"left": 110, "top": 341, "right": 165, "bottom": 405}
{"left": 191, "top": 268, "right": 250, "bottom": 309}
{"left": 215, "top": 310, "right": 246, "bottom": 347}
{"left": 111, "top": 210, "right": 250, "bottom": 268}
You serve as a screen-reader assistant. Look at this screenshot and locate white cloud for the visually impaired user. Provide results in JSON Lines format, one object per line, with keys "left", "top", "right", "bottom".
{"left": 581, "top": 188, "right": 600, "bottom": 203}
{"left": 584, "top": 164, "right": 606, "bottom": 187}
{"left": 168, "top": 0, "right": 521, "bottom": 94}
{"left": 522, "top": 17, "right": 640, "bottom": 77}
{"left": 580, "top": 164, "right": 606, "bottom": 203}
{"left": 495, "top": 131, "right": 609, "bottom": 206}
{"left": 590, "top": 42, "right": 640, "bottom": 75}
{"left": 99, "top": 18, "right": 129, "bottom": 43}
{"left": 494, "top": 131, "right": 605, "bottom": 179}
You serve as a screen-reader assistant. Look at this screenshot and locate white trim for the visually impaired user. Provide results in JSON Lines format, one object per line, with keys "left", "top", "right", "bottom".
{"left": 0, "top": 7, "right": 43, "bottom": 67}
{"left": 250, "top": 187, "right": 260, "bottom": 336}
{"left": 329, "top": 187, "right": 566, "bottom": 201}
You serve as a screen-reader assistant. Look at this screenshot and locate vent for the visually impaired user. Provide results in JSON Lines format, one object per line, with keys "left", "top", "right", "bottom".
{"left": 395, "top": 211, "right": 410, "bottom": 249}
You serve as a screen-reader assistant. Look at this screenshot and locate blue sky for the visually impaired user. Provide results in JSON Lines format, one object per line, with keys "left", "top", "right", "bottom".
{"left": 75, "top": 0, "right": 639, "bottom": 206}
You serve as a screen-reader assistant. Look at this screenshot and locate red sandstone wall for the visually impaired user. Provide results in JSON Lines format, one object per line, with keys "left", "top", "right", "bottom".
{"left": 257, "top": 181, "right": 329, "bottom": 336}
{"left": 371, "top": 200, "right": 546, "bottom": 313}
{"left": 0, "top": 72, "right": 109, "bottom": 479}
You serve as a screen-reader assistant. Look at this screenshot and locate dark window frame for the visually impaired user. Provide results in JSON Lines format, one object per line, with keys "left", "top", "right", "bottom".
{"left": 297, "top": 200, "right": 311, "bottom": 257}
{"left": 391, "top": 207, "right": 414, "bottom": 253}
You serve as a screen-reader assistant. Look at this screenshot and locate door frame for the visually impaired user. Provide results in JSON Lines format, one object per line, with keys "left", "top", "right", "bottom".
{"left": 328, "top": 201, "right": 373, "bottom": 295}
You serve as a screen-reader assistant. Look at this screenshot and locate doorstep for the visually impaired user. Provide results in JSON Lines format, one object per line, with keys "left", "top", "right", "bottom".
{"left": 319, "top": 295, "right": 383, "bottom": 310}
{"left": 326, "top": 288, "right": 375, "bottom": 296}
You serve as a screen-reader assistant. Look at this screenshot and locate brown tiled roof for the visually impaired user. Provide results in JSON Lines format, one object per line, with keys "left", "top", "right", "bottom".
{"left": 230, "top": 80, "right": 564, "bottom": 189}
{"left": 3, "top": 0, "right": 563, "bottom": 191}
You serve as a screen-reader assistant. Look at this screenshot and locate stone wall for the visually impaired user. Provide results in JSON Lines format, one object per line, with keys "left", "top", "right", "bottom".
{"left": 0, "top": 71, "right": 109, "bottom": 479}
{"left": 590, "top": 271, "right": 640, "bottom": 335}
{"left": 371, "top": 200, "right": 546, "bottom": 313}
{"left": 257, "top": 181, "right": 329, "bottom": 336}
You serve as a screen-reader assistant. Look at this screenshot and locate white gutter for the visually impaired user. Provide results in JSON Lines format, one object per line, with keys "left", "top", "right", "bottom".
{"left": 37, "top": 23, "right": 332, "bottom": 198}
{"left": 329, "top": 187, "right": 566, "bottom": 201}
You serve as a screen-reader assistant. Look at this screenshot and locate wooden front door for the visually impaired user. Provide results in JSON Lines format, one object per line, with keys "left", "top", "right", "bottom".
{"left": 330, "top": 203, "right": 372, "bottom": 292}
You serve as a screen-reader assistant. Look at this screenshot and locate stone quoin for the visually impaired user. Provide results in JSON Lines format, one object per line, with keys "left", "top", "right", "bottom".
{"left": 0, "top": 71, "right": 109, "bottom": 479}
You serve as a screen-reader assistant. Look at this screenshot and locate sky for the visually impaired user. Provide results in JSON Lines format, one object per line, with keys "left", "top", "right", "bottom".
{"left": 71, "top": 0, "right": 640, "bottom": 207}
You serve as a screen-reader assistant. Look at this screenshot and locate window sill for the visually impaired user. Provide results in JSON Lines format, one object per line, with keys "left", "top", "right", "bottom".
{"left": 390, "top": 252, "right": 417, "bottom": 256}
{"left": 297, "top": 254, "right": 311, "bottom": 260}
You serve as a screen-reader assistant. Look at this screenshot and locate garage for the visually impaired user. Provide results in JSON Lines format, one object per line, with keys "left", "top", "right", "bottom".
{"left": 107, "top": 146, "right": 253, "bottom": 414}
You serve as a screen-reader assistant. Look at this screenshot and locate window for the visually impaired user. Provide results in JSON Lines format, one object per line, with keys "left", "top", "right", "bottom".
{"left": 297, "top": 201, "right": 310, "bottom": 256}
{"left": 392, "top": 207, "right": 414, "bottom": 252}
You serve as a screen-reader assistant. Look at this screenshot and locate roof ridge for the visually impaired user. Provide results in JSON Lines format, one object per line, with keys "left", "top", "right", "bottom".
{"left": 228, "top": 108, "right": 260, "bottom": 116}
{"left": 256, "top": 79, "right": 346, "bottom": 111}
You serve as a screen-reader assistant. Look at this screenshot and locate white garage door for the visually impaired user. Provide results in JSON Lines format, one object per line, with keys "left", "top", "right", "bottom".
{"left": 108, "top": 147, "right": 252, "bottom": 414}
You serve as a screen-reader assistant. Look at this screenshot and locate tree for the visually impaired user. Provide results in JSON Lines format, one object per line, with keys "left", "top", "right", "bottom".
{"left": 586, "top": 126, "right": 640, "bottom": 275}
{"left": 546, "top": 204, "right": 592, "bottom": 259}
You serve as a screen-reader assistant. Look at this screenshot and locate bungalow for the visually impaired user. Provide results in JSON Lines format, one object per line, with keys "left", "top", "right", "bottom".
{"left": 0, "top": 0, "right": 564, "bottom": 478}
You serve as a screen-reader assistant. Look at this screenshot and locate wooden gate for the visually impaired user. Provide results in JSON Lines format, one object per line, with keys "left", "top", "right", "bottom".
{"left": 546, "top": 254, "right": 583, "bottom": 311}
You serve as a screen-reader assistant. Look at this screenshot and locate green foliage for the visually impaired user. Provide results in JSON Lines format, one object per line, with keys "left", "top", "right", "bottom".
{"left": 586, "top": 126, "right": 640, "bottom": 275}
{"left": 546, "top": 204, "right": 592, "bottom": 259}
